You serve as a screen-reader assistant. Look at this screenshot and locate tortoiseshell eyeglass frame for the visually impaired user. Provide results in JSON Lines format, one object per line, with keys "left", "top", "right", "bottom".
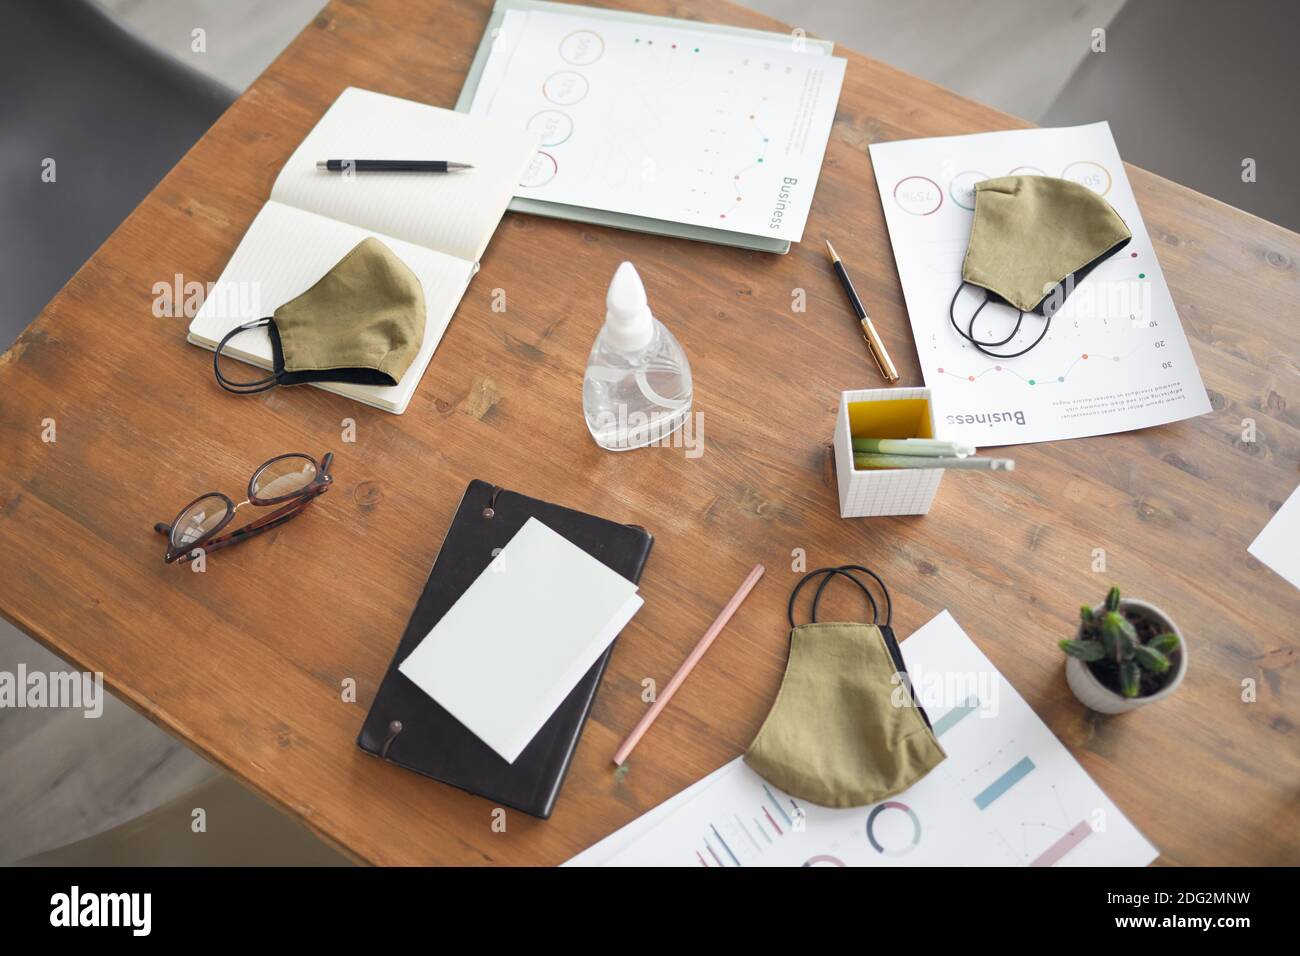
{"left": 153, "top": 452, "right": 334, "bottom": 564}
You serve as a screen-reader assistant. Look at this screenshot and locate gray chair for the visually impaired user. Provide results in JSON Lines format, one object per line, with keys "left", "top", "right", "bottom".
{"left": 0, "top": 0, "right": 236, "bottom": 349}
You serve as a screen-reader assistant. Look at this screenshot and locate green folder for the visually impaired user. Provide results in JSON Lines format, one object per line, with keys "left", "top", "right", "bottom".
{"left": 454, "top": 0, "right": 836, "bottom": 254}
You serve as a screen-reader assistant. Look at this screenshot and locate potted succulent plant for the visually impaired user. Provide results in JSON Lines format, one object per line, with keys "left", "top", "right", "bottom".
{"left": 1059, "top": 586, "right": 1187, "bottom": 714}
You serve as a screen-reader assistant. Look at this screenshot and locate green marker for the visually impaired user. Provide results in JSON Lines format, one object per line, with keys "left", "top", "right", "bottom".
{"left": 854, "top": 453, "right": 1014, "bottom": 472}
{"left": 851, "top": 437, "right": 976, "bottom": 458}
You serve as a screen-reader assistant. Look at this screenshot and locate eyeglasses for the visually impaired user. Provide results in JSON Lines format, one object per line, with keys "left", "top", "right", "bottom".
{"left": 154, "top": 452, "right": 334, "bottom": 564}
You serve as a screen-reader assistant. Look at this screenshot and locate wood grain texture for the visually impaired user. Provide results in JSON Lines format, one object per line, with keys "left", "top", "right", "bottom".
{"left": 0, "top": 0, "right": 1296, "bottom": 866}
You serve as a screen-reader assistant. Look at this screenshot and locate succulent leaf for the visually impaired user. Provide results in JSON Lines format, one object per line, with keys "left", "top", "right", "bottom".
{"left": 1060, "top": 638, "right": 1106, "bottom": 661}
{"left": 1119, "top": 660, "right": 1141, "bottom": 698}
{"left": 1100, "top": 620, "right": 1117, "bottom": 657}
{"left": 1135, "top": 645, "right": 1171, "bottom": 673}
{"left": 1149, "top": 632, "right": 1180, "bottom": 654}
{"left": 1105, "top": 586, "right": 1121, "bottom": 613}
{"left": 1080, "top": 605, "right": 1094, "bottom": 623}
{"left": 1102, "top": 611, "right": 1137, "bottom": 657}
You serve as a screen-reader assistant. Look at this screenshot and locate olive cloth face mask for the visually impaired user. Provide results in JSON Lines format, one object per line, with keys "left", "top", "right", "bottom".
{"left": 950, "top": 175, "right": 1132, "bottom": 358}
{"left": 744, "top": 566, "right": 946, "bottom": 809}
{"left": 213, "top": 237, "right": 426, "bottom": 394}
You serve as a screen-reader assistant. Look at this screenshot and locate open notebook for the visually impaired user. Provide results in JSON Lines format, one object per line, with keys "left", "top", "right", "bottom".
{"left": 189, "top": 87, "right": 540, "bottom": 413}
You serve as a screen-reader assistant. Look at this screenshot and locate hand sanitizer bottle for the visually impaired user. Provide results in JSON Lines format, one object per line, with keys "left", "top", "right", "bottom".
{"left": 583, "top": 262, "right": 693, "bottom": 451}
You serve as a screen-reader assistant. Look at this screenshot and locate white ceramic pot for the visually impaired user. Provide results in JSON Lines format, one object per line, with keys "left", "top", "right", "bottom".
{"left": 1065, "top": 598, "right": 1188, "bottom": 714}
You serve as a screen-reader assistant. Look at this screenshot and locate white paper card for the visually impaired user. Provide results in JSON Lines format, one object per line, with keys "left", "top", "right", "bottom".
{"left": 1248, "top": 482, "right": 1300, "bottom": 592}
{"left": 869, "top": 123, "right": 1211, "bottom": 446}
{"left": 399, "top": 517, "right": 642, "bottom": 763}
{"left": 469, "top": 9, "right": 845, "bottom": 241}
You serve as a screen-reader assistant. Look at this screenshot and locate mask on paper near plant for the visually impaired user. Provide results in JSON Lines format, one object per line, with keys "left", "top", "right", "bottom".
{"left": 744, "top": 565, "right": 946, "bottom": 808}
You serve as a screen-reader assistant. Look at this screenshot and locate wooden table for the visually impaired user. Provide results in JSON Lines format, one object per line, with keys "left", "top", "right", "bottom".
{"left": 2, "top": 0, "right": 1297, "bottom": 866}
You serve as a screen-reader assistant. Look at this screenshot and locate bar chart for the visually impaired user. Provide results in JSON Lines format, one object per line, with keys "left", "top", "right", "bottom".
{"left": 693, "top": 783, "right": 804, "bottom": 866}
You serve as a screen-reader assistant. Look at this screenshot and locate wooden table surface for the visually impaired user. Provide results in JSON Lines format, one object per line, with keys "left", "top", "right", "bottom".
{"left": 2, "top": 0, "right": 1297, "bottom": 866}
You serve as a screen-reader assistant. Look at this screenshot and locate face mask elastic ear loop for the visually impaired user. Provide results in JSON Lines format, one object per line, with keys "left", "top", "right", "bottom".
{"left": 788, "top": 565, "right": 891, "bottom": 629}
{"left": 967, "top": 310, "right": 1052, "bottom": 358}
{"left": 950, "top": 281, "right": 1055, "bottom": 358}
{"left": 789, "top": 567, "right": 870, "bottom": 629}
{"left": 213, "top": 317, "right": 282, "bottom": 394}
{"left": 812, "top": 564, "right": 893, "bottom": 627}
{"left": 950, "top": 282, "right": 1025, "bottom": 350}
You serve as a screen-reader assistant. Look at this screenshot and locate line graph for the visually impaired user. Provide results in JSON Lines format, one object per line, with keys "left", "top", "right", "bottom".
{"left": 936, "top": 345, "right": 1147, "bottom": 387}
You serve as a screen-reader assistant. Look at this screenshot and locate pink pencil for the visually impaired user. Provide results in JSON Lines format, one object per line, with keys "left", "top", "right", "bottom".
{"left": 613, "top": 563, "right": 765, "bottom": 766}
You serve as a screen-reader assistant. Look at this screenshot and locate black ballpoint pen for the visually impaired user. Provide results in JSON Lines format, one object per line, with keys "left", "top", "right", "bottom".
{"left": 315, "top": 160, "right": 474, "bottom": 172}
{"left": 825, "top": 239, "right": 900, "bottom": 383}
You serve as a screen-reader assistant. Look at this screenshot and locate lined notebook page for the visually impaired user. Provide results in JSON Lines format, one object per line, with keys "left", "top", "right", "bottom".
{"left": 189, "top": 202, "right": 474, "bottom": 413}
{"left": 271, "top": 88, "right": 540, "bottom": 262}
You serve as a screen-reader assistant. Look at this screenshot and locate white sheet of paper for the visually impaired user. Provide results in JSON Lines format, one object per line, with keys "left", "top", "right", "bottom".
{"left": 398, "top": 517, "right": 642, "bottom": 763}
{"left": 469, "top": 9, "right": 845, "bottom": 241}
{"left": 869, "top": 123, "right": 1211, "bottom": 446}
{"left": 569, "top": 611, "right": 1158, "bottom": 867}
{"left": 1249, "top": 483, "right": 1300, "bottom": 591}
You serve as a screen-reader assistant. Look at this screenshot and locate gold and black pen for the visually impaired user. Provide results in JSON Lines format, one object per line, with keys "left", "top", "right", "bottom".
{"left": 825, "top": 240, "right": 899, "bottom": 383}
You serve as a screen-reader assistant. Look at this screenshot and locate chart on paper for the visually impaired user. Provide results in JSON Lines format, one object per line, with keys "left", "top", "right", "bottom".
{"left": 869, "top": 123, "right": 1211, "bottom": 446}
{"left": 469, "top": 8, "right": 846, "bottom": 241}
{"left": 576, "top": 611, "right": 1157, "bottom": 867}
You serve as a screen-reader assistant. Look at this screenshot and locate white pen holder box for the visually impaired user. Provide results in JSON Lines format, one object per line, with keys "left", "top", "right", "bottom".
{"left": 833, "top": 387, "right": 943, "bottom": 518}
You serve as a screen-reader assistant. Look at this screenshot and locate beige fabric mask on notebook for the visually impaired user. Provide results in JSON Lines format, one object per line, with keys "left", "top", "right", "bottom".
{"left": 744, "top": 566, "right": 946, "bottom": 808}
{"left": 213, "top": 237, "right": 426, "bottom": 394}
{"left": 950, "top": 174, "right": 1132, "bottom": 358}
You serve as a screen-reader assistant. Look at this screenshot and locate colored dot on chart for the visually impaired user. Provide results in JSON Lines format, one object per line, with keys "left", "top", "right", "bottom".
{"left": 749, "top": 114, "right": 756, "bottom": 119}
{"left": 1028, "top": 379, "right": 1037, "bottom": 385}
{"left": 1131, "top": 252, "right": 1138, "bottom": 257}
{"left": 995, "top": 365, "right": 1002, "bottom": 371}
{"left": 736, "top": 196, "right": 742, "bottom": 202}
{"left": 968, "top": 375, "right": 975, "bottom": 381}
{"left": 757, "top": 158, "right": 764, "bottom": 163}
{"left": 937, "top": 367, "right": 945, "bottom": 374}
{"left": 1138, "top": 272, "right": 1146, "bottom": 278}
{"left": 1082, "top": 353, "right": 1089, "bottom": 359}
{"left": 694, "top": 47, "right": 700, "bottom": 53}
{"left": 719, "top": 213, "right": 727, "bottom": 219}
{"left": 1057, "top": 376, "right": 1065, "bottom": 382}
